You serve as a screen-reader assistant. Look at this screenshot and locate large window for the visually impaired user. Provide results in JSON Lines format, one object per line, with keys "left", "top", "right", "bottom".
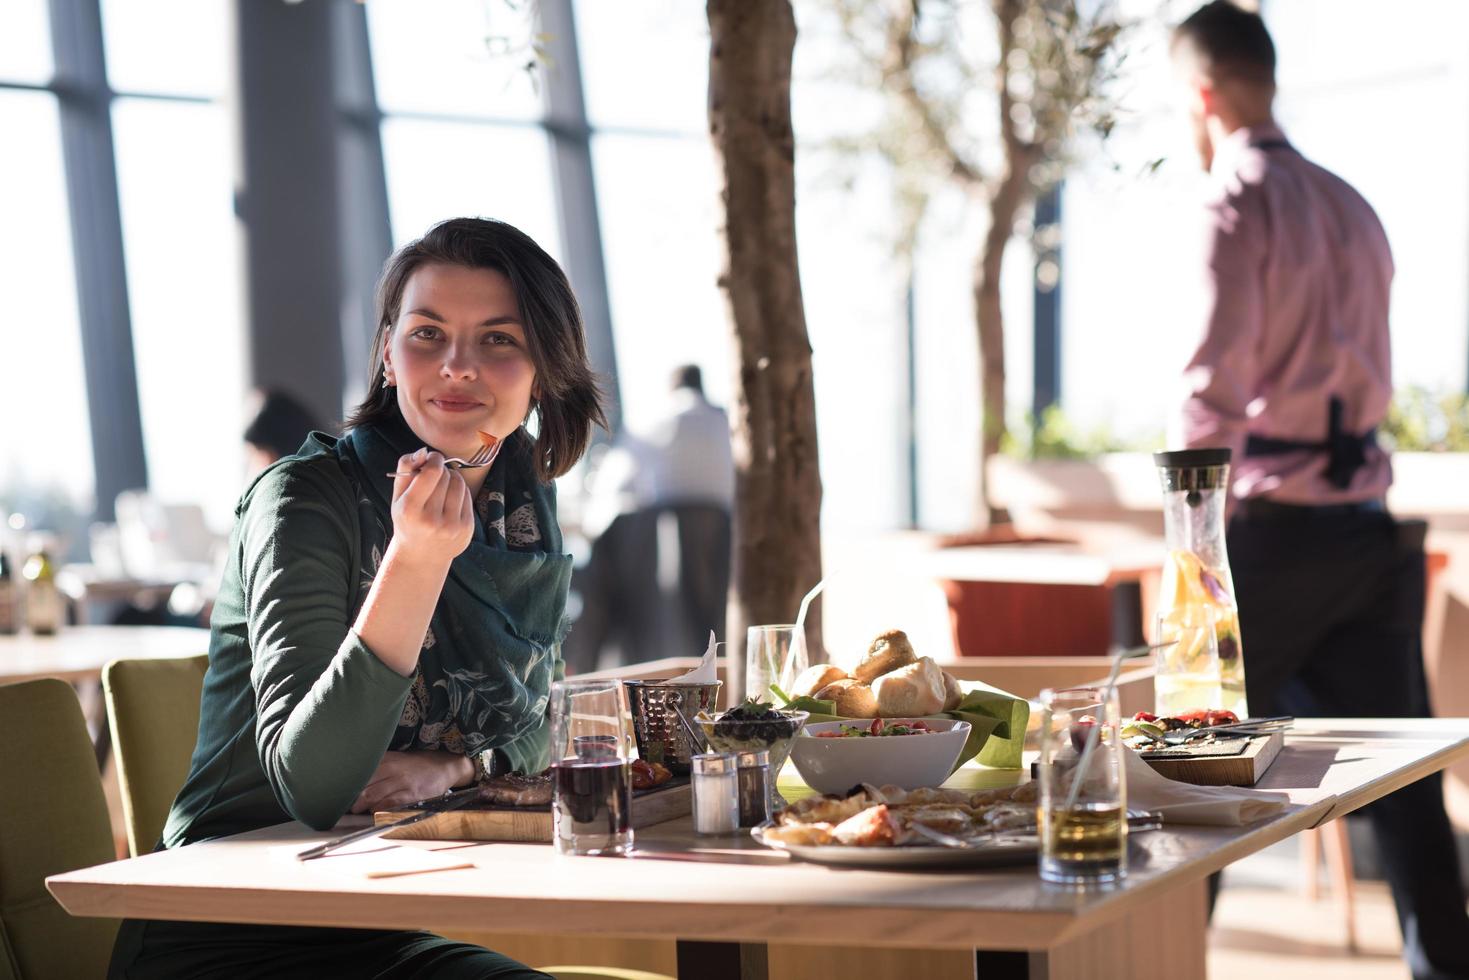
{"left": 367, "top": 0, "right": 561, "bottom": 255}
{"left": 104, "top": 0, "right": 243, "bottom": 528}
{"left": 112, "top": 99, "right": 243, "bottom": 527}
{"left": 577, "top": 0, "right": 728, "bottom": 438}
{"left": 0, "top": 4, "right": 93, "bottom": 522}
{"left": 379, "top": 118, "right": 561, "bottom": 256}
{"left": 581, "top": 1, "right": 935, "bottom": 531}
{"left": 0, "top": 90, "right": 94, "bottom": 513}
{"left": 0, "top": 0, "right": 52, "bottom": 85}
{"left": 100, "top": 0, "right": 226, "bottom": 100}
{"left": 1269, "top": 0, "right": 1469, "bottom": 395}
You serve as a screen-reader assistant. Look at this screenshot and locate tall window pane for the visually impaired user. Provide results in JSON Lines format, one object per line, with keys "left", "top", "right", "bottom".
{"left": 380, "top": 118, "right": 561, "bottom": 258}
{"left": 112, "top": 98, "right": 244, "bottom": 526}
{"left": 0, "top": 91, "right": 94, "bottom": 511}
{"left": 1269, "top": 0, "right": 1469, "bottom": 394}
{"left": 366, "top": 0, "right": 541, "bottom": 122}
{"left": 574, "top": 0, "right": 707, "bottom": 134}
{"left": 0, "top": 0, "right": 52, "bottom": 84}
{"left": 100, "top": 0, "right": 227, "bottom": 98}
{"left": 590, "top": 134, "right": 727, "bottom": 433}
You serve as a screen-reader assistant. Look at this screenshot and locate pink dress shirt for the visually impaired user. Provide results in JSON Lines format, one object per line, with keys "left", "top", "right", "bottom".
{"left": 1178, "top": 122, "right": 1394, "bottom": 505}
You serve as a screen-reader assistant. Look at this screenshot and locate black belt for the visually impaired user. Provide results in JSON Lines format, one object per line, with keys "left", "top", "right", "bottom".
{"left": 1237, "top": 497, "right": 1386, "bottom": 521}
{"left": 1243, "top": 396, "right": 1376, "bottom": 489}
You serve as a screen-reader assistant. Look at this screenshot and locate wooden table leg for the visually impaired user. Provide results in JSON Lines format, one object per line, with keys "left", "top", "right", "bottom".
{"left": 1322, "top": 818, "right": 1358, "bottom": 952}
{"left": 676, "top": 939, "right": 769, "bottom": 980}
{"left": 1027, "top": 877, "right": 1208, "bottom": 980}
{"left": 1301, "top": 827, "right": 1322, "bottom": 899}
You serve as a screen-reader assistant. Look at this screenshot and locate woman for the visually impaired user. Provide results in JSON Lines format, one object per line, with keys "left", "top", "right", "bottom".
{"left": 110, "top": 218, "right": 606, "bottom": 979}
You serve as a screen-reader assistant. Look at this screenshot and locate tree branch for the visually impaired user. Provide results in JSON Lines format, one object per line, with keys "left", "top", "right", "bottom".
{"left": 877, "top": 0, "right": 985, "bottom": 188}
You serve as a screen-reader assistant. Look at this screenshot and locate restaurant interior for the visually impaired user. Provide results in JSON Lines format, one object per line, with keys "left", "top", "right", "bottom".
{"left": 4, "top": 1, "right": 1469, "bottom": 978}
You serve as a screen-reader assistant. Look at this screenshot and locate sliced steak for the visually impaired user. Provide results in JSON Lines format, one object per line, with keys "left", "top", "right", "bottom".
{"left": 477, "top": 769, "right": 554, "bottom": 807}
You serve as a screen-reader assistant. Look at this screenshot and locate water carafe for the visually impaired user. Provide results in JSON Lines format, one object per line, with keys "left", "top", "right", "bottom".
{"left": 1153, "top": 449, "right": 1248, "bottom": 718}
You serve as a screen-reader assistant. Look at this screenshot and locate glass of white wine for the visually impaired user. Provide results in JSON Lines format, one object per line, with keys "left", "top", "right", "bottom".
{"left": 1037, "top": 686, "right": 1127, "bottom": 885}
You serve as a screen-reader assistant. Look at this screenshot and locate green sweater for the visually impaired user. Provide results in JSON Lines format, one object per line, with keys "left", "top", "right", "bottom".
{"left": 164, "top": 454, "right": 414, "bottom": 845}
{"left": 163, "top": 428, "right": 568, "bottom": 847}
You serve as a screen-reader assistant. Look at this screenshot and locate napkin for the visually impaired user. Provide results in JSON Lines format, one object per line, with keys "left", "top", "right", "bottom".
{"left": 271, "top": 840, "right": 477, "bottom": 878}
{"left": 669, "top": 630, "right": 719, "bottom": 684}
{"left": 1123, "top": 747, "right": 1290, "bottom": 826}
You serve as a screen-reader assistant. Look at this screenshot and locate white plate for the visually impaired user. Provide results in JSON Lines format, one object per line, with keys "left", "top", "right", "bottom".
{"left": 751, "top": 810, "right": 1163, "bottom": 870}
{"left": 751, "top": 823, "right": 1039, "bottom": 869}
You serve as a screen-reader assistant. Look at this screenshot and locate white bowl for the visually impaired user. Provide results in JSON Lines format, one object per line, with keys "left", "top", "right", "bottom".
{"left": 788, "top": 718, "right": 971, "bottom": 794}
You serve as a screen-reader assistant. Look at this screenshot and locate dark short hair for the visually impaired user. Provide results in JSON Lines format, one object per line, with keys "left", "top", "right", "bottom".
{"left": 346, "top": 218, "right": 607, "bottom": 481}
{"left": 670, "top": 364, "right": 703, "bottom": 394}
{"left": 244, "top": 389, "right": 325, "bottom": 460}
{"left": 1173, "top": 1, "right": 1276, "bottom": 86}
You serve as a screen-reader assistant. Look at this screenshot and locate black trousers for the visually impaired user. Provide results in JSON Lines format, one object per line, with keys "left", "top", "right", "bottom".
{"left": 1227, "top": 507, "right": 1469, "bottom": 980}
{"left": 109, "top": 918, "right": 552, "bottom": 980}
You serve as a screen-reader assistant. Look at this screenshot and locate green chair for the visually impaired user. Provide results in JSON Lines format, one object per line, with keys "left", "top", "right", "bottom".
{"left": 102, "top": 655, "right": 209, "bottom": 857}
{"left": 0, "top": 678, "right": 119, "bottom": 979}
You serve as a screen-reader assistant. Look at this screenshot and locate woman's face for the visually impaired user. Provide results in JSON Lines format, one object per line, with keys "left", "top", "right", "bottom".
{"left": 383, "top": 262, "right": 537, "bottom": 459}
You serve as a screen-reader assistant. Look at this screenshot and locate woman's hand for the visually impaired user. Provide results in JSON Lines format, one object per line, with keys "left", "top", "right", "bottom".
{"left": 349, "top": 750, "right": 476, "bottom": 814}
{"left": 389, "top": 449, "right": 473, "bottom": 566}
{"left": 352, "top": 449, "right": 472, "bottom": 676}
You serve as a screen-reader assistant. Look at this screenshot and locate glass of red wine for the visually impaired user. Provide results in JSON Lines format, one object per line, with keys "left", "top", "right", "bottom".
{"left": 550, "top": 678, "right": 636, "bottom": 856}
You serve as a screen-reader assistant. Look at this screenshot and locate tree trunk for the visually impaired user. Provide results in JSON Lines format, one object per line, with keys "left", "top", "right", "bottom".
{"left": 707, "top": 0, "right": 824, "bottom": 700}
{"left": 973, "top": 0, "right": 1031, "bottom": 529}
{"left": 973, "top": 178, "right": 1023, "bottom": 529}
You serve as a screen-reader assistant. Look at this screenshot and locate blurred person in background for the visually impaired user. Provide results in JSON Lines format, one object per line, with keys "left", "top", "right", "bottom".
{"left": 109, "top": 218, "right": 605, "bottom": 979}
{"left": 242, "top": 388, "right": 328, "bottom": 479}
{"left": 1170, "top": 5, "right": 1469, "bottom": 978}
{"left": 566, "top": 364, "right": 733, "bottom": 671}
{"left": 638, "top": 364, "right": 734, "bottom": 514}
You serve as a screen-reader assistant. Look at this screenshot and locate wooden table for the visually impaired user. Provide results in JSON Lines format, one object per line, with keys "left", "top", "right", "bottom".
{"left": 48, "top": 719, "right": 1469, "bottom": 980}
{"left": 0, "top": 625, "right": 210, "bottom": 686}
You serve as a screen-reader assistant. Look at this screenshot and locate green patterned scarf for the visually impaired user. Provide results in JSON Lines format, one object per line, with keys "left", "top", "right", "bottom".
{"left": 312, "top": 409, "right": 570, "bottom": 774}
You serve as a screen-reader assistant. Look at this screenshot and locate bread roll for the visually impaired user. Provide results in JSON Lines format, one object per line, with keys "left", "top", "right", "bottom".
{"left": 814, "top": 678, "right": 879, "bottom": 718}
{"left": 790, "top": 663, "right": 848, "bottom": 698}
{"left": 872, "top": 657, "right": 947, "bottom": 717}
{"left": 941, "top": 670, "right": 964, "bottom": 711}
{"left": 852, "top": 629, "right": 918, "bottom": 684}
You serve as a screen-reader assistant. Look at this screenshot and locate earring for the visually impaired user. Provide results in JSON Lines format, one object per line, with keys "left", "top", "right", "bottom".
{"left": 382, "top": 376, "right": 393, "bottom": 389}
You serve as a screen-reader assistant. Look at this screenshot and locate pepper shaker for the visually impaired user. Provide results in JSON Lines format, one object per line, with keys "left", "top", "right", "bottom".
{"left": 734, "top": 749, "right": 772, "bottom": 827}
{"left": 690, "top": 753, "right": 739, "bottom": 835}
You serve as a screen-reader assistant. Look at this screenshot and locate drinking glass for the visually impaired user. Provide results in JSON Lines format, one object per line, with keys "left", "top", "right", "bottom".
{"left": 550, "top": 678, "right": 636, "bottom": 856}
{"left": 1037, "top": 686, "right": 1127, "bottom": 885}
{"left": 1152, "top": 607, "right": 1223, "bottom": 718}
{"left": 744, "top": 625, "right": 809, "bottom": 703}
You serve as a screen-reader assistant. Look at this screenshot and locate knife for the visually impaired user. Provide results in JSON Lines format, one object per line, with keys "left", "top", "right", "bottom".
{"left": 295, "top": 785, "right": 482, "bottom": 861}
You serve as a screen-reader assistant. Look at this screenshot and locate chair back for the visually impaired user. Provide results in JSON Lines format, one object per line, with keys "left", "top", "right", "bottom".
{"left": 0, "top": 679, "right": 119, "bottom": 979}
{"left": 102, "top": 655, "right": 209, "bottom": 857}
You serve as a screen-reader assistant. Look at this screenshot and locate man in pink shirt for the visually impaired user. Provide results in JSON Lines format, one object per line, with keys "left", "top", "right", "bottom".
{"left": 1172, "top": 5, "right": 1468, "bottom": 978}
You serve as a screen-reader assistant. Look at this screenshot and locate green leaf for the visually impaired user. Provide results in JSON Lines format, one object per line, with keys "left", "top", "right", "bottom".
{"left": 784, "top": 695, "right": 837, "bottom": 716}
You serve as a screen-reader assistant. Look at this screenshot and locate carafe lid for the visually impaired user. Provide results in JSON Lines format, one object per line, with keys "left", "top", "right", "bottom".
{"left": 1154, "top": 448, "right": 1230, "bottom": 498}
{"left": 1153, "top": 448, "right": 1230, "bottom": 468}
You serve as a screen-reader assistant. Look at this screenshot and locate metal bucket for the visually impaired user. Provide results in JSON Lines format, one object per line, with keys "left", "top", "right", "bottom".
{"left": 623, "top": 679, "right": 722, "bottom": 776}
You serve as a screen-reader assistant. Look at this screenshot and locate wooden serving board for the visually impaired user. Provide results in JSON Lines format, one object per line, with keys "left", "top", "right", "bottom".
{"left": 375, "top": 780, "right": 691, "bottom": 843}
{"left": 1139, "top": 731, "right": 1284, "bottom": 786}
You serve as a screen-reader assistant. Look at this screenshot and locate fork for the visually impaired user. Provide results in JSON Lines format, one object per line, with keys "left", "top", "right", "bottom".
{"left": 385, "top": 440, "right": 499, "bottom": 478}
